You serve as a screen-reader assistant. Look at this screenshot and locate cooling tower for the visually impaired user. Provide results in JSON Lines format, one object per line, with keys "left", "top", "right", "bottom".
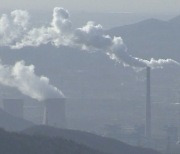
{"left": 145, "top": 67, "right": 151, "bottom": 138}
{"left": 3, "top": 99, "right": 24, "bottom": 119}
{"left": 43, "top": 98, "right": 66, "bottom": 128}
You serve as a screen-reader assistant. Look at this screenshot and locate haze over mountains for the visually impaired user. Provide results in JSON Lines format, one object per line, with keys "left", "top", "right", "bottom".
{"left": 0, "top": 14, "right": 179, "bottom": 134}
{"left": 0, "top": 104, "right": 161, "bottom": 154}
{"left": 0, "top": 13, "right": 179, "bottom": 154}
{"left": 107, "top": 15, "right": 180, "bottom": 60}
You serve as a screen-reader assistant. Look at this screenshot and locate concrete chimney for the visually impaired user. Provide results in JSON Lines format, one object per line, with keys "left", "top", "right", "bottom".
{"left": 3, "top": 99, "right": 24, "bottom": 119}
{"left": 145, "top": 67, "right": 151, "bottom": 138}
{"left": 43, "top": 98, "right": 66, "bottom": 128}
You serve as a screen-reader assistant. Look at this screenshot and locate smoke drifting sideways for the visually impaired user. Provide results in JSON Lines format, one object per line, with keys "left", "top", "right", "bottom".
{"left": 0, "top": 60, "right": 65, "bottom": 101}
{"left": 0, "top": 7, "right": 179, "bottom": 69}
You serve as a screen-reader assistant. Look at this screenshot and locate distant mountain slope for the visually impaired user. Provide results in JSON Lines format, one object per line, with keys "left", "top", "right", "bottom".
{"left": 107, "top": 16, "right": 180, "bottom": 61}
{"left": 169, "top": 15, "right": 180, "bottom": 26}
{"left": 23, "top": 125, "right": 161, "bottom": 154}
{"left": 0, "top": 128, "right": 105, "bottom": 154}
{"left": 0, "top": 108, "right": 34, "bottom": 131}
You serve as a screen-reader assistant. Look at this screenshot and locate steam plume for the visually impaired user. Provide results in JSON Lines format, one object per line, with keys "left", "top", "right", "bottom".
{"left": 0, "top": 60, "right": 64, "bottom": 101}
{"left": 0, "top": 7, "right": 179, "bottom": 69}
{"left": 0, "top": 10, "right": 29, "bottom": 46}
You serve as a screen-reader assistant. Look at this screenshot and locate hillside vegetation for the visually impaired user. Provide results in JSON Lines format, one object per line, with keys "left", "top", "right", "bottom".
{"left": 0, "top": 128, "right": 105, "bottom": 154}
{"left": 23, "top": 125, "right": 161, "bottom": 154}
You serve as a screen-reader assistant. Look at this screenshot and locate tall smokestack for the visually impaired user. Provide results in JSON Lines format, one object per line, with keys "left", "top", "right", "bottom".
{"left": 43, "top": 98, "right": 66, "bottom": 128}
{"left": 2, "top": 99, "right": 24, "bottom": 119}
{"left": 145, "top": 67, "right": 151, "bottom": 138}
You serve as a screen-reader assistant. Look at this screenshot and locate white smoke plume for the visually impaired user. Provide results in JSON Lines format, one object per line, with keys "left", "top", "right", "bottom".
{"left": 0, "top": 60, "right": 64, "bottom": 101}
{"left": 110, "top": 37, "right": 180, "bottom": 69}
{"left": 11, "top": 10, "right": 29, "bottom": 29}
{"left": 0, "top": 7, "right": 179, "bottom": 69}
{"left": 0, "top": 10, "right": 30, "bottom": 46}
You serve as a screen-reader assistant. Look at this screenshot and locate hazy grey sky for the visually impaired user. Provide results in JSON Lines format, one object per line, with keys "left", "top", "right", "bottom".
{"left": 1, "top": 0, "right": 180, "bottom": 14}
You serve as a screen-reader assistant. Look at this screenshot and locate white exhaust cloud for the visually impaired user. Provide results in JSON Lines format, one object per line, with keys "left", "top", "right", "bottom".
{"left": 0, "top": 7, "right": 179, "bottom": 69}
{"left": 0, "top": 60, "right": 64, "bottom": 101}
{"left": 110, "top": 37, "right": 180, "bottom": 69}
{"left": 11, "top": 10, "right": 29, "bottom": 29}
{"left": 0, "top": 10, "right": 30, "bottom": 46}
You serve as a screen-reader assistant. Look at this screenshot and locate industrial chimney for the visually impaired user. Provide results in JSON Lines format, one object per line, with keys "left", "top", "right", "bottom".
{"left": 43, "top": 98, "right": 66, "bottom": 128}
{"left": 145, "top": 67, "right": 151, "bottom": 139}
{"left": 2, "top": 99, "right": 24, "bottom": 119}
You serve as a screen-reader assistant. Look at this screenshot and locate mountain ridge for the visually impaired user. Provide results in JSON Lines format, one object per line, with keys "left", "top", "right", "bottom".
{"left": 106, "top": 15, "right": 180, "bottom": 61}
{"left": 22, "top": 125, "right": 161, "bottom": 154}
{"left": 0, "top": 128, "right": 106, "bottom": 154}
